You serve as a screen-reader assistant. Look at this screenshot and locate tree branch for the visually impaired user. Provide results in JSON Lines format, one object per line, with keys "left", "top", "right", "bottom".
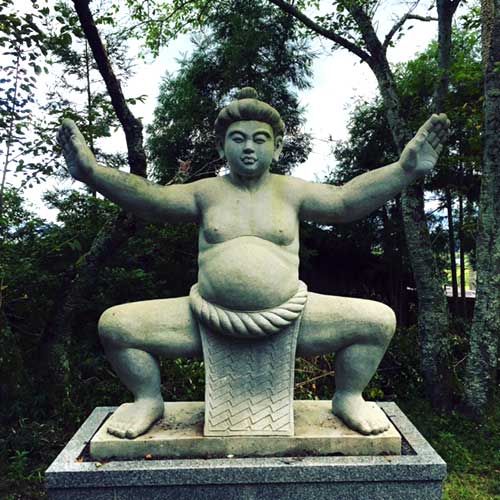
{"left": 383, "top": 13, "right": 438, "bottom": 52}
{"left": 72, "top": 0, "right": 147, "bottom": 177}
{"left": 267, "top": 0, "right": 372, "bottom": 64}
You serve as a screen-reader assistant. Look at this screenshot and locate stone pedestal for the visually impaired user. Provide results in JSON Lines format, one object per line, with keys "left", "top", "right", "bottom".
{"left": 45, "top": 402, "right": 446, "bottom": 499}
{"left": 90, "top": 401, "right": 401, "bottom": 460}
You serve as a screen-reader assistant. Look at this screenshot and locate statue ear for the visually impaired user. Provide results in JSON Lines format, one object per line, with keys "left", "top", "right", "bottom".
{"left": 273, "top": 136, "right": 284, "bottom": 161}
{"left": 216, "top": 139, "right": 225, "bottom": 159}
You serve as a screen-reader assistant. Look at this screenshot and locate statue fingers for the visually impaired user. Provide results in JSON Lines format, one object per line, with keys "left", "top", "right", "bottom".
{"left": 60, "top": 118, "right": 88, "bottom": 148}
{"left": 56, "top": 126, "right": 64, "bottom": 146}
{"left": 435, "top": 144, "right": 444, "bottom": 156}
{"left": 413, "top": 129, "right": 428, "bottom": 147}
{"left": 58, "top": 119, "right": 74, "bottom": 142}
{"left": 434, "top": 126, "right": 449, "bottom": 149}
{"left": 419, "top": 114, "right": 439, "bottom": 134}
{"left": 416, "top": 120, "right": 430, "bottom": 138}
{"left": 429, "top": 130, "right": 447, "bottom": 150}
{"left": 70, "top": 132, "right": 83, "bottom": 149}
{"left": 420, "top": 113, "right": 446, "bottom": 137}
{"left": 437, "top": 112, "right": 450, "bottom": 126}
{"left": 426, "top": 130, "right": 438, "bottom": 148}
{"left": 58, "top": 122, "right": 80, "bottom": 156}
{"left": 72, "top": 125, "right": 88, "bottom": 145}
{"left": 434, "top": 113, "right": 450, "bottom": 135}
{"left": 60, "top": 135, "right": 75, "bottom": 160}
{"left": 438, "top": 123, "right": 450, "bottom": 140}
{"left": 61, "top": 118, "right": 79, "bottom": 135}
{"left": 57, "top": 124, "right": 73, "bottom": 149}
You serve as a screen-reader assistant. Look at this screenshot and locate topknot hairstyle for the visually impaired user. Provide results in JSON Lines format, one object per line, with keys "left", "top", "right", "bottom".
{"left": 214, "top": 87, "right": 285, "bottom": 143}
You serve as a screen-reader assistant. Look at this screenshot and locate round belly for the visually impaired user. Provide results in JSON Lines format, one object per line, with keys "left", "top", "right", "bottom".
{"left": 198, "top": 237, "right": 299, "bottom": 310}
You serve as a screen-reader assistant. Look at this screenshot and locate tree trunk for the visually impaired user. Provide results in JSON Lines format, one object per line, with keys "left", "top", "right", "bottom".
{"left": 458, "top": 193, "right": 467, "bottom": 317}
{"left": 400, "top": 182, "right": 452, "bottom": 404}
{"left": 358, "top": 14, "right": 453, "bottom": 409}
{"left": 435, "top": 0, "right": 456, "bottom": 112}
{"left": 436, "top": 1, "right": 461, "bottom": 322}
{"left": 38, "top": 0, "right": 147, "bottom": 400}
{"left": 73, "top": 0, "right": 147, "bottom": 177}
{"left": 446, "top": 188, "right": 459, "bottom": 314}
{"left": 84, "top": 40, "right": 97, "bottom": 198}
{"left": 462, "top": 0, "right": 500, "bottom": 418}
{"left": 267, "top": 0, "right": 454, "bottom": 408}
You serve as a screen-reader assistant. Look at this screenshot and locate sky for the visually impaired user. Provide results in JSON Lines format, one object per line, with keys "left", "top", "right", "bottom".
{"left": 10, "top": 0, "right": 450, "bottom": 220}
{"left": 117, "top": 0, "right": 440, "bottom": 182}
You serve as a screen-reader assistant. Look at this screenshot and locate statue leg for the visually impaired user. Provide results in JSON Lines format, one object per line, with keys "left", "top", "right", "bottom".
{"left": 297, "top": 292, "right": 396, "bottom": 435}
{"left": 98, "top": 296, "right": 201, "bottom": 438}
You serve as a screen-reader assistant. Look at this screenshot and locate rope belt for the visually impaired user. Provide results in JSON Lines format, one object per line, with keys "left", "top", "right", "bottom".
{"left": 189, "top": 281, "right": 308, "bottom": 339}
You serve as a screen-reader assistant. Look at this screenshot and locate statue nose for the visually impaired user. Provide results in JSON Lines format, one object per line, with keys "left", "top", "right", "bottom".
{"left": 243, "top": 141, "right": 254, "bottom": 153}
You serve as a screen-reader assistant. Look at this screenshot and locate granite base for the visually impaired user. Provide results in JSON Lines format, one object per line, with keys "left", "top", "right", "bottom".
{"left": 45, "top": 402, "right": 446, "bottom": 499}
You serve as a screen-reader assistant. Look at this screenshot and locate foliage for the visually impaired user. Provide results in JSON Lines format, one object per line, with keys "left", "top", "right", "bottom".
{"left": 399, "top": 396, "right": 500, "bottom": 499}
{"left": 393, "top": 28, "right": 482, "bottom": 193}
{"left": 37, "top": 0, "right": 145, "bottom": 179}
{"left": 119, "top": 0, "right": 390, "bottom": 58}
{"left": 147, "top": 0, "right": 313, "bottom": 183}
{"left": 122, "top": 0, "right": 215, "bottom": 56}
{"left": 329, "top": 26, "right": 482, "bottom": 316}
{"left": 462, "top": 0, "right": 500, "bottom": 418}
{"left": 0, "top": 0, "right": 53, "bottom": 214}
{"left": 311, "top": 0, "right": 381, "bottom": 52}
{"left": 0, "top": 2, "right": 495, "bottom": 499}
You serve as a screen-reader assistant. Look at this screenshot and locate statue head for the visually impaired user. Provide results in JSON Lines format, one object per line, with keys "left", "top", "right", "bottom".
{"left": 215, "top": 88, "right": 284, "bottom": 176}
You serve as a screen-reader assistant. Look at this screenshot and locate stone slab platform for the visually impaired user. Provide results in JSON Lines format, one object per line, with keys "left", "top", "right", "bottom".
{"left": 45, "top": 403, "right": 447, "bottom": 500}
{"left": 90, "top": 401, "right": 401, "bottom": 460}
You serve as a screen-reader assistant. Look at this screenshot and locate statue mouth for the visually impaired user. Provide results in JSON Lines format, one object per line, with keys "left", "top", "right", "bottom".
{"left": 241, "top": 156, "right": 257, "bottom": 164}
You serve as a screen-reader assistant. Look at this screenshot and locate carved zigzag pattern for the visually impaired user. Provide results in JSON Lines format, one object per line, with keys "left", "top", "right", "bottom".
{"left": 201, "top": 318, "right": 301, "bottom": 436}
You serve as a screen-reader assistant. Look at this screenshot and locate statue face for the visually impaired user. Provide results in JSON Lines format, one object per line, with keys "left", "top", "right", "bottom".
{"left": 220, "top": 120, "right": 283, "bottom": 177}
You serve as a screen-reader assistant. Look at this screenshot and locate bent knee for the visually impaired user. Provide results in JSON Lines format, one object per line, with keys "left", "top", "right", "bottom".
{"left": 370, "top": 302, "right": 396, "bottom": 344}
{"left": 98, "top": 305, "right": 134, "bottom": 346}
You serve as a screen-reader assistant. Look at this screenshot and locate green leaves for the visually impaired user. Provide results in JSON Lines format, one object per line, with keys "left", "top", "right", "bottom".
{"left": 147, "top": 0, "right": 314, "bottom": 183}
{"left": 121, "top": 0, "right": 217, "bottom": 56}
{"left": 0, "top": 0, "right": 54, "bottom": 215}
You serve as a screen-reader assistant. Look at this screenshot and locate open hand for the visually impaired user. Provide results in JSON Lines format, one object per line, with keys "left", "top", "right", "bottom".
{"left": 399, "top": 113, "right": 450, "bottom": 176}
{"left": 57, "top": 118, "right": 96, "bottom": 182}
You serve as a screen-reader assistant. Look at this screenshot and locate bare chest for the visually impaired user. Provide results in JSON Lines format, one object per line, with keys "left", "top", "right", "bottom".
{"left": 200, "top": 182, "right": 299, "bottom": 245}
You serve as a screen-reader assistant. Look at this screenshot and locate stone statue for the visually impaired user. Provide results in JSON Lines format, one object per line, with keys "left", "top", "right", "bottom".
{"left": 57, "top": 87, "right": 449, "bottom": 440}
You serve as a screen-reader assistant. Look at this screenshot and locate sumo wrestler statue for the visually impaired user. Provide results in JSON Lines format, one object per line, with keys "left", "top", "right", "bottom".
{"left": 58, "top": 87, "right": 449, "bottom": 439}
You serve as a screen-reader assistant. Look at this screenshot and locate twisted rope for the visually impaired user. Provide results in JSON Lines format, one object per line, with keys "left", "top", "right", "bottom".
{"left": 189, "top": 282, "right": 308, "bottom": 339}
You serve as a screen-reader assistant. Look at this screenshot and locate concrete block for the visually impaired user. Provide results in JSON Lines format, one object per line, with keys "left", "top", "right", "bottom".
{"left": 45, "top": 403, "right": 446, "bottom": 500}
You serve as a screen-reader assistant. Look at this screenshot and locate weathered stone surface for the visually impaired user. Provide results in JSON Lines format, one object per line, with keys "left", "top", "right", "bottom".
{"left": 90, "top": 401, "right": 400, "bottom": 460}
{"left": 46, "top": 403, "right": 446, "bottom": 500}
{"left": 58, "top": 91, "right": 451, "bottom": 441}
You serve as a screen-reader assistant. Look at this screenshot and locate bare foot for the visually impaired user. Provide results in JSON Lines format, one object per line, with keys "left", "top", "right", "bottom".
{"left": 332, "top": 392, "right": 390, "bottom": 435}
{"left": 107, "top": 398, "right": 164, "bottom": 439}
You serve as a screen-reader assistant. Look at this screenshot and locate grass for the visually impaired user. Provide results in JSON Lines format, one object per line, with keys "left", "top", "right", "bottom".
{"left": 1, "top": 396, "right": 498, "bottom": 499}
{"left": 399, "top": 398, "right": 500, "bottom": 499}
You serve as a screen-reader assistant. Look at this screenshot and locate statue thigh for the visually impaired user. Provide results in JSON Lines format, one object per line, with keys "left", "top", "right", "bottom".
{"left": 98, "top": 291, "right": 396, "bottom": 360}
{"left": 296, "top": 292, "right": 396, "bottom": 357}
{"left": 98, "top": 296, "right": 203, "bottom": 358}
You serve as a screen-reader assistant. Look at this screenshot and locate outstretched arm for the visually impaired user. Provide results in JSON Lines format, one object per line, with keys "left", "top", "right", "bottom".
{"left": 299, "top": 114, "right": 450, "bottom": 224}
{"left": 57, "top": 119, "right": 198, "bottom": 223}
